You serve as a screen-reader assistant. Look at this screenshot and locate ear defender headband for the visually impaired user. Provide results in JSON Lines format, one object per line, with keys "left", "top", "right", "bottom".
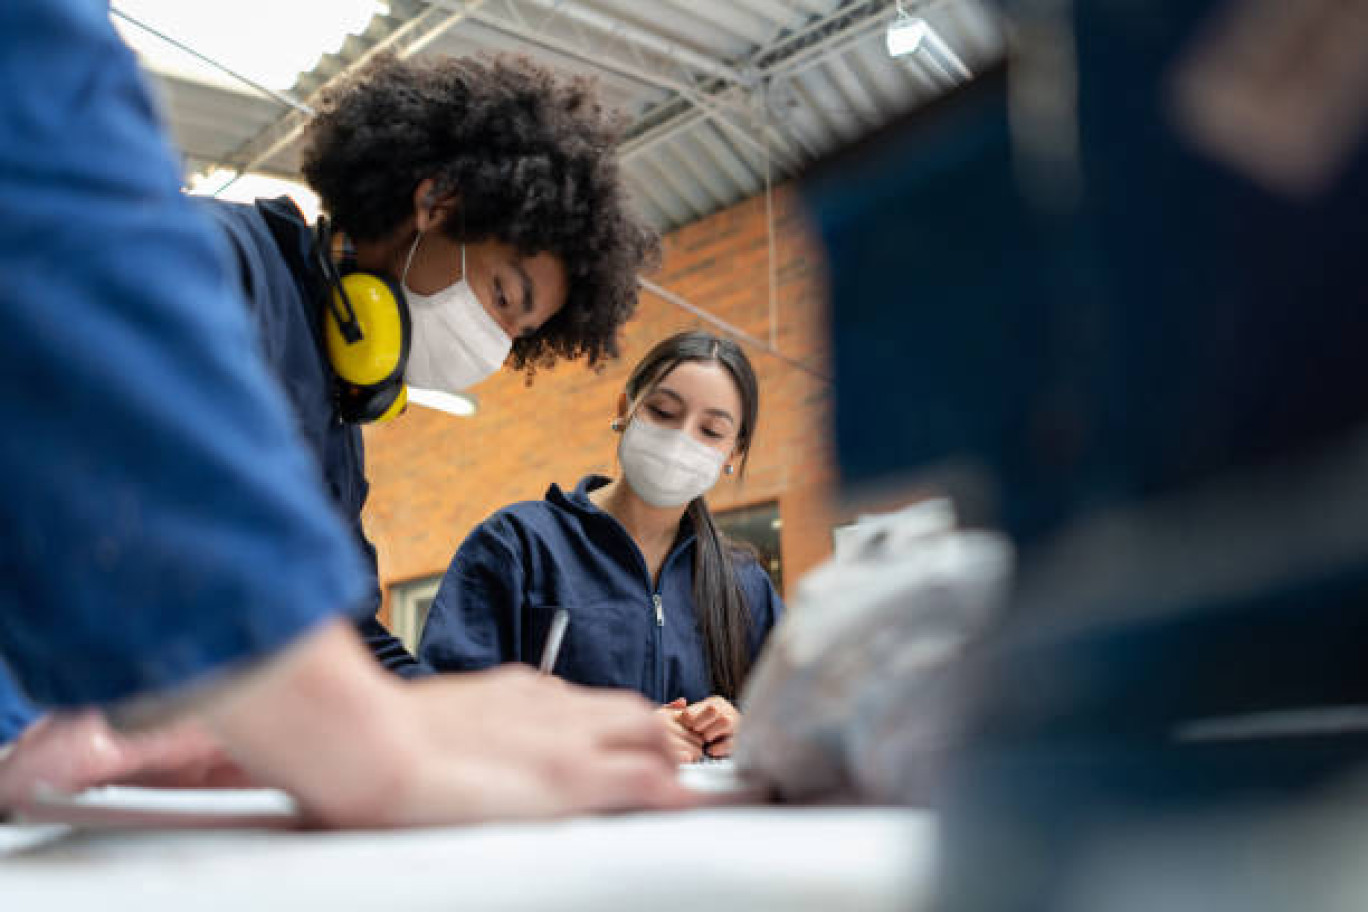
{"left": 314, "top": 218, "right": 412, "bottom": 424}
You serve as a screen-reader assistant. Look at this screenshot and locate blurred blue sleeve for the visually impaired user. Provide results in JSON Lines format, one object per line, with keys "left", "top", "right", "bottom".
{"left": 0, "top": 0, "right": 369, "bottom": 708}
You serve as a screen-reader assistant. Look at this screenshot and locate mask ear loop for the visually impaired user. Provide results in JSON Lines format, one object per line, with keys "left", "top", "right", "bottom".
{"left": 401, "top": 190, "right": 450, "bottom": 289}
{"left": 621, "top": 388, "right": 652, "bottom": 430}
{"left": 611, "top": 389, "right": 650, "bottom": 477}
{"left": 400, "top": 233, "right": 466, "bottom": 292}
{"left": 416, "top": 193, "right": 470, "bottom": 290}
{"left": 400, "top": 230, "right": 424, "bottom": 289}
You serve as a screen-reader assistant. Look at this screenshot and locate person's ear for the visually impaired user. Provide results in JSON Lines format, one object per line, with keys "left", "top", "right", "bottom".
{"left": 610, "top": 392, "right": 630, "bottom": 432}
{"left": 411, "top": 178, "right": 439, "bottom": 232}
{"left": 723, "top": 442, "right": 744, "bottom": 476}
{"left": 411, "top": 178, "right": 459, "bottom": 233}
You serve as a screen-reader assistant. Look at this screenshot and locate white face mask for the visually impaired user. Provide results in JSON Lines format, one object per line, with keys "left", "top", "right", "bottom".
{"left": 618, "top": 417, "right": 727, "bottom": 508}
{"left": 401, "top": 232, "right": 512, "bottom": 394}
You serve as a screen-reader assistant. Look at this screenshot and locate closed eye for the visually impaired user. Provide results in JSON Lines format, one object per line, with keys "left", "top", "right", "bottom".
{"left": 514, "top": 264, "right": 536, "bottom": 319}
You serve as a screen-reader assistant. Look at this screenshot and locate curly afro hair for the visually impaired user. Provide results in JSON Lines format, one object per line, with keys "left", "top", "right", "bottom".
{"left": 300, "top": 53, "right": 659, "bottom": 373}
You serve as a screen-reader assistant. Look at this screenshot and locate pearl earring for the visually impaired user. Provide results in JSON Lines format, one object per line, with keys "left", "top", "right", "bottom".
{"left": 610, "top": 419, "right": 624, "bottom": 432}
{"left": 723, "top": 465, "right": 735, "bottom": 476}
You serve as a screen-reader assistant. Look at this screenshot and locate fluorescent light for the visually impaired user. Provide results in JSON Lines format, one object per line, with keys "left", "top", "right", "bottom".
{"left": 886, "top": 13, "right": 973, "bottom": 83}
{"left": 407, "top": 387, "right": 478, "bottom": 418}
{"left": 886, "top": 17, "right": 930, "bottom": 57}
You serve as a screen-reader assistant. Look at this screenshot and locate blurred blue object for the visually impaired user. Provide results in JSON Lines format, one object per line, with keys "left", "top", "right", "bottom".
{"left": 806, "top": 11, "right": 1368, "bottom": 548}
{"left": 800, "top": 1, "right": 1368, "bottom": 909}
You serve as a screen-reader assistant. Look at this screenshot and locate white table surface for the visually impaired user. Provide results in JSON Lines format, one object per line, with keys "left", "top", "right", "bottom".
{"left": 0, "top": 805, "right": 935, "bottom": 911}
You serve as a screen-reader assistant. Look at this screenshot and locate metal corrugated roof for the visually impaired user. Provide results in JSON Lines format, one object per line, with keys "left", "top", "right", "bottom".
{"left": 144, "top": 72, "right": 286, "bottom": 175}
{"left": 138, "top": 0, "right": 1004, "bottom": 231}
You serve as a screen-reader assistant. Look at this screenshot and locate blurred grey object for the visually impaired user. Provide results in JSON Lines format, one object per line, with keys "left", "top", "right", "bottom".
{"left": 735, "top": 500, "right": 1013, "bottom": 805}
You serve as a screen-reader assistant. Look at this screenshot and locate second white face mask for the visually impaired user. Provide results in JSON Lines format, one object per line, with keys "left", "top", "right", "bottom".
{"left": 618, "top": 417, "right": 726, "bottom": 508}
{"left": 401, "top": 232, "right": 512, "bottom": 394}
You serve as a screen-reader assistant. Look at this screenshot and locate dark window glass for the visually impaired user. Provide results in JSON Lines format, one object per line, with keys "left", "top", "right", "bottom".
{"left": 715, "top": 501, "right": 783, "bottom": 595}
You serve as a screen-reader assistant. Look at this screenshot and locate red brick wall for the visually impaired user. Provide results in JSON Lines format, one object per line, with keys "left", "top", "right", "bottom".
{"left": 362, "top": 186, "right": 839, "bottom": 620}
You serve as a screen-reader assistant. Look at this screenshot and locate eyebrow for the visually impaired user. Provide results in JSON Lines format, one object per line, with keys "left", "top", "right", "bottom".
{"left": 651, "top": 386, "right": 737, "bottom": 426}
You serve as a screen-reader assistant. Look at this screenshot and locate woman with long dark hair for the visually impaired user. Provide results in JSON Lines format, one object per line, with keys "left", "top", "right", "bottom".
{"left": 420, "top": 330, "right": 783, "bottom": 761}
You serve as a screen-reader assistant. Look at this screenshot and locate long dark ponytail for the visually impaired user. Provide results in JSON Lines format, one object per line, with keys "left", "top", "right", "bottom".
{"left": 623, "top": 331, "right": 760, "bottom": 700}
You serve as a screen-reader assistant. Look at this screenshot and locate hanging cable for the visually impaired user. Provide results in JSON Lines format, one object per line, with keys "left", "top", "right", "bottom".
{"left": 763, "top": 78, "right": 781, "bottom": 353}
{"left": 110, "top": 6, "right": 314, "bottom": 115}
{"left": 638, "top": 277, "right": 832, "bottom": 384}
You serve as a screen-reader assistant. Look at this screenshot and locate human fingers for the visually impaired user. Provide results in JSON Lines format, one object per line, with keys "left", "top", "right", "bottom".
{"left": 695, "top": 715, "right": 734, "bottom": 743}
{"left": 705, "top": 736, "right": 735, "bottom": 758}
{"left": 679, "top": 702, "right": 719, "bottom": 733}
{"left": 0, "top": 711, "right": 140, "bottom": 803}
{"left": 696, "top": 697, "right": 740, "bottom": 742}
{"left": 666, "top": 724, "right": 704, "bottom": 764}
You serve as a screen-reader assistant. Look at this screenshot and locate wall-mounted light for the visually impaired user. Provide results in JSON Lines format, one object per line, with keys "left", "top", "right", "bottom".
{"left": 407, "top": 387, "right": 478, "bottom": 418}
{"left": 886, "top": 2, "right": 973, "bottom": 85}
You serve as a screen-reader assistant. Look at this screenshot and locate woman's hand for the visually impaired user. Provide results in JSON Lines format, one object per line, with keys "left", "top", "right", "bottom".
{"left": 657, "top": 698, "right": 704, "bottom": 765}
{"left": 679, "top": 696, "right": 741, "bottom": 758}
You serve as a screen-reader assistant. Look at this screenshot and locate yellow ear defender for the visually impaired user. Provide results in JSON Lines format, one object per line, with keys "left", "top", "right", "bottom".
{"left": 314, "top": 219, "right": 411, "bottom": 424}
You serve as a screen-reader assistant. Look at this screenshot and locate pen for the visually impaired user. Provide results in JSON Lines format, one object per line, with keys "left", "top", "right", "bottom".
{"left": 538, "top": 608, "right": 569, "bottom": 675}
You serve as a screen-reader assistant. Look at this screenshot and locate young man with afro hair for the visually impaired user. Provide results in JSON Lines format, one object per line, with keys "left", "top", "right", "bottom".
{"left": 212, "top": 51, "right": 662, "bottom": 673}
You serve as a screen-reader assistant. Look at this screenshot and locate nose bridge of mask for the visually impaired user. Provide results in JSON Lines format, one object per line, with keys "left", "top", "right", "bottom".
{"left": 631, "top": 417, "right": 723, "bottom": 472}
{"left": 626, "top": 392, "right": 729, "bottom": 455}
{"left": 461, "top": 262, "right": 513, "bottom": 353}
{"left": 406, "top": 234, "right": 508, "bottom": 346}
